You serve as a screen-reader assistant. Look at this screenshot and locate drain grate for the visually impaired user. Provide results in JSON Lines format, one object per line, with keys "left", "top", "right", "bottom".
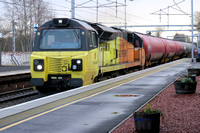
{"left": 113, "top": 94, "right": 140, "bottom": 97}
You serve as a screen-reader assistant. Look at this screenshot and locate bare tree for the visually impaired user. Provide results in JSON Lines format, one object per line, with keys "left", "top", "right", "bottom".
{"left": 194, "top": 11, "right": 200, "bottom": 30}
{"left": 0, "top": 16, "right": 13, "bottom": 51}
{"left": 3, "top": 0, "right": 54, "bottom": 52}
{"left": 173, "top": 33, "right": 190, "bottom": 42}
{"left": 153, "top": 27, "right": 164, "bottom": 37}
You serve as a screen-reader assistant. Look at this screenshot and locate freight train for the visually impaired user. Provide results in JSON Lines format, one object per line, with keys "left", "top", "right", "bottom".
{"left": 30, "top": 18, "right": 192, "bottom": 91}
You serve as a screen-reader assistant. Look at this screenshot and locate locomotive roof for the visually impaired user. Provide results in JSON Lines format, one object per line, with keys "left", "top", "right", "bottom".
{"left": 72, "top": 19, "right": 96, "bottom": 31}
{"left": 94, "top": 24, "right": 117, "bottom": 33}
{"left": 39, "top": 18, "right": 96, "bottom": 31}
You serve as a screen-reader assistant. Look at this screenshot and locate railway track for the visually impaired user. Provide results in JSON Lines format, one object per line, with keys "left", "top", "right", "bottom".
{"left": 0, "top": 87, "right": 38, "bottom": 103}
{"left": 0, "top": 73, "right": 31, "bottom": 93}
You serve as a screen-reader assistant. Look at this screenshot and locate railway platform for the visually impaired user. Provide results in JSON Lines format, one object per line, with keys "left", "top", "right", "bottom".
{"left": 0, "top": 58, "right": 195, "bottom": 133}
{"left": 0, "top": 66, "right": 30, "bottom": 77}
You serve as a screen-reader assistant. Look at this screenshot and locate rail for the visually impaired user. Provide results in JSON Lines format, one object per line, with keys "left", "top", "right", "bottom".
{"left": 0, "top": 87, "right": 38, "bottom": 103}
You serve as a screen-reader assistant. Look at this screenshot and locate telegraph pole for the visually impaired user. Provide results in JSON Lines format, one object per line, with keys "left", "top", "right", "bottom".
{"left": 0, "top": 41, "right": 1, "bottom": 66}
{"left": 191, "top": 0, "right": 194, "bottom": 62}
{"left": 124, "top": 0, "right": 127, "bottom": 30}
{"left": 71, "top": 0, "right": 75, "bottom": 18}
{"left": 0, "top": 33, "right": 2, "bottom": 66}
{"left": 96, "top": 0, "right": 98, "bottom": 23}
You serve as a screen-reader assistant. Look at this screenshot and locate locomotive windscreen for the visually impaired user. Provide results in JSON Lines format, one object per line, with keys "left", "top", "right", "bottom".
{"left": 39, "top": 29, "right": 81, "bottom": 49}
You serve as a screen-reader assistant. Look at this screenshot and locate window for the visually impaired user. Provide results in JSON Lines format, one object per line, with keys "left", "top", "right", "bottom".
{"left": 39, "top": 29, "right": 81, "bottom": 49}
{"left": 88, "top": 31, "right": 97, "bottom": 48}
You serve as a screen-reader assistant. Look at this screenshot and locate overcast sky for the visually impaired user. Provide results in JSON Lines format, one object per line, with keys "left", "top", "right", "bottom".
{"left": 1, "top": 0, "right": 200, "bottom": 39}
{"left": 44, "top": 0, "right": 200, "bottom": 39}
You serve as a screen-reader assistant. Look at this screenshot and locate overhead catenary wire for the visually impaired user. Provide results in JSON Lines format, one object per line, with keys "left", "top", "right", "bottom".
{"left": 48, "top": 2, "right": 114, "bottom": 21}
{"left": 65, "top": 0, "right": 126, "bottom": 22}
{"left": 48, "top": 2, "right": 117, "bottom": 20}
{"left": 47, "top": 0, "right": 124, "bottom": 21}
{"left": 48, "top": 0, "right": 144, "bottom": 25}
{"left": 173, "top": 0, "right": 188, "bottom": 15}
{"left": 151, "top": 0, "right": 190, "bottom": 16}
{"left": 75, "top": 0, "right": 93, "bottom": 8}
{"left": 90, "top": 0, "right": 149, "bottom": 21}
{"left": 75, "top": 13, "right": 94, "bottom": 22}
{"left": 151, "top": 0, "right": 186, "bottom": 15}
{"left": 151, "top": 0, "right": 190, "bottom": 25}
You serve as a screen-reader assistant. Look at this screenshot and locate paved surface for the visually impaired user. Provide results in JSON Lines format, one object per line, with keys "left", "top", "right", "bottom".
{"left": 0, "top": 66, "right": 30, "bottom": 77}
{"left": 0, "top": 59, "right": 194, "bottom": 133}
{"left": 0, "top": 66, "right": 30, "bottom": 72}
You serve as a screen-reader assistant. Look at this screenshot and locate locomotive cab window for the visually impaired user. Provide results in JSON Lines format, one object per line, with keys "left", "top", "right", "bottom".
{"left": 128, "top": 33, "right": 133, "bottom": 44}
{"left": 88, "top": 31, "right": 97, "bottom": 48}
{"left": 133, "top": 33, "right": 143, "bottom": 48}
{"left": 39, "top": 29, "right": 81, "bottom": 50}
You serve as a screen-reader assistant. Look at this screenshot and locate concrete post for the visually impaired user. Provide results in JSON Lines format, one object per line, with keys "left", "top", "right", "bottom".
{"left": 71, "top": 0, "right": 75, "bottom": 18}
{"left": 0, "top": 33, "right": 2, "bottom": 66}
{"left": 0, "top": 42, "right": 1, "bottom": 66}
{"left": 198, "top": 32, "right": 200, "bottom": 57}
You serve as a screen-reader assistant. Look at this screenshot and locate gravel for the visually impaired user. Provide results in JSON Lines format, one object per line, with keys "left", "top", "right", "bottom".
{"left": 0, "top": 66, "right": 30, "bottom": 72}
{"left": 112, "top": 76, "right": 200, "bottom": 133}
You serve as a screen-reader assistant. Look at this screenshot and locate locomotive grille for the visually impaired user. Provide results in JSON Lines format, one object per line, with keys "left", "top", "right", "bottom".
{"left": 48, "top": 57, "right": 70, "bottom": 73}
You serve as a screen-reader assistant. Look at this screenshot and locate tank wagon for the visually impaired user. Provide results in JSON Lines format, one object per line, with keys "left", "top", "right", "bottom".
{"left": 30, "top": 18, "right": 192, "bottom": 91}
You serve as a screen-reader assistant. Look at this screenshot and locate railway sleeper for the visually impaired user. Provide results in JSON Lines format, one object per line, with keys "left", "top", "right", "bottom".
{"left": 0, "top": 74, "right": 31, "bottom": 84}
{"left": 0, "top": 88, "right": 38, "bottom": 103}
{"left": 0, "top": 80, "right": 32, "bottom": 93}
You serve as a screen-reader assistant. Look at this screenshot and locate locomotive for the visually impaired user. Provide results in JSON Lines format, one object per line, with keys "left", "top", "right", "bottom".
{"left": 30, "top": 18, "right": 192, "bottom": 91}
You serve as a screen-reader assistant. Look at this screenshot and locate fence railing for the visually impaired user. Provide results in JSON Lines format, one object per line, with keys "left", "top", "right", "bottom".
{"left": 11, "top": 54, "right": 20, "bottom": 66}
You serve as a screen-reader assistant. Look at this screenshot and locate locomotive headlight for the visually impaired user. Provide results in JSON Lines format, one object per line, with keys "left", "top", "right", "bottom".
{"left": 58, "top": 19, "right": 62, "bottom": 23}
{"left": 34, "top": 59, "right": 44, "bottom": 71}
{"left": 37, "top": 65, "right": 43, "bottom": 70}
{"left": 77, "top": 60, "right": 81, "bottom": 64}
{"left": 71, "top": 59, "right": 82, "bottom": 71}
{"left": 72, "top": 65, "right": 77, "bottom": 70}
